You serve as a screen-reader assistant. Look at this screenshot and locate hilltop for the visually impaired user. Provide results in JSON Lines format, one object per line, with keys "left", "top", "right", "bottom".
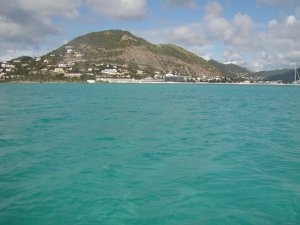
{"left": 47, "top": 30, "right": 221, "bottom": 78}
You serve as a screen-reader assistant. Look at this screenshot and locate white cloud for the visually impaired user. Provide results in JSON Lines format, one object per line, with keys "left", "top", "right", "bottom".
{"left": 170, "top": 24, "right": 208, "bottom": 45}
{"left": 136, "top": 24, "right": 208, "bottom": 48}
{"left": 296, "top": 7, "right": 300, "bottom": 18}
{"left": 233, "top": 13, "right": 253, "bottom": 31}
{"left": 165, "top": 0, "right": 197, "bottom": 9}
{"left": 137, "top": 1, "right": 257, "bottom": 69}
{"left": 0, "top": 0, "right": 150, "bottom": 60}
{"left": 0, "top": 0, "right": 81, "bottom": 22}
{"left": 200, "top": 2, "right": 300, "bottom": 70}
{"left": 19, "top": 0, "right": 82, "bottom": 19}
{"left": 251, "top": 14, "right": 300, "bottom": 70}
{"left": 0, "top": 15, "right": 60, "bottom": 41}
{"left": 86, "top": 0, "right": 148, "bottom": 20}
{"left": 257, "top": 0, "right": 294, "bottom": 6}
{"left": 222, "top": 50, "right": 244, "bottom": 65}
{"left": 203, "top": 3, "right": 254, "bottom": 47}
{"left": 203, "top": 2, "right": 231, "bottom": 42}
{"left": 205, "top": 16, "right": 232, "bottom": 42}
{"left": 230, "top": 13, "right": 254, "bottom": 46}
{"left": 285, "top": 15, "right": 296, "bottom": 26}
{"left": 204, "top": 1, "right": 223, "bottom": 18}
{"left": 268, "top": 19, "right": 277, "bottom": 27}
{"left": 0, "top": 0, "right": 82, "bottom": 60}
{"left": 140, "top": 1, "right": 300, "bottom": 71}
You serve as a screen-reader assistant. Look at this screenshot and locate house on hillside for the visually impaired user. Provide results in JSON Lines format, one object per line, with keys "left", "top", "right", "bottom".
{"left": 65, "top": 46, "right": 74, "bottom": 55}
{"left": 54, "top": 68, "right": 65, "bottom": 74}
{"left": 101, "top": 68, "right": 118, "bottom": 75}
{"left": 74, "top": 52, "right": 82, "bottom": 57}
{"left": 58, "top": 63, "right": 67, "bottom": 68}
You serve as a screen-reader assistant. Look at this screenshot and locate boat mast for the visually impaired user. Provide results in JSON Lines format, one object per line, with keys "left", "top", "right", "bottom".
{"left": 295, "top": 63, "right": 297, "bottom": 82}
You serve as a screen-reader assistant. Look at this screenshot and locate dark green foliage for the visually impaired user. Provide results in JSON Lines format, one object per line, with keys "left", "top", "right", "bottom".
{"left": 67, "top": 30, "right": 151, "bottom": 49}
{"left": 11, "top": 56, "right": 33, "bottom": 62}
{"left": 209, "top": 59, "right": 251, "bottom": 78}
{"left": 261, "top": 68, "right": 299, "bottom": 82}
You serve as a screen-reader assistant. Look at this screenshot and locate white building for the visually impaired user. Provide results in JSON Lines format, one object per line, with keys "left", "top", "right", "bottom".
{"left": 58, "top": 64, "right": 67, "bottom": 68}
{"left": 101, "top": 68, "right": 118, "bottom": 75}
{"left": 54, "top": 68, "right": 65, "bottom": 73}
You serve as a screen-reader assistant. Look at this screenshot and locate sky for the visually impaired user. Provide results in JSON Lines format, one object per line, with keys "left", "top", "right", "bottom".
{"left": 1, "top": 0, "right": 300, "bottom": 71}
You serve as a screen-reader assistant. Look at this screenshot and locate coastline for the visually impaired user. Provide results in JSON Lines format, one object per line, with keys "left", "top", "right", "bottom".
{"left": 1, "top": 80, "right": 296, "bottom": 86}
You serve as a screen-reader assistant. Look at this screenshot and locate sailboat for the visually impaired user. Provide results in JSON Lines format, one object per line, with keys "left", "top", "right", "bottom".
{"left": 292, "top": 64, "right": 300, "bottom": 84}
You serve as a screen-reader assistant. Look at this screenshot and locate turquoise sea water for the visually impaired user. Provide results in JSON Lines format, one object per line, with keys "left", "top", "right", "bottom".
{"left": 0, "top": 83, "right": 300, "bottom": 225}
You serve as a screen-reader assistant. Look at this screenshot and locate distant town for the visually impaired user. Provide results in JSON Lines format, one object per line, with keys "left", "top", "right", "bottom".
{"left": 0, "top": 45, "right": 294, "bottom": 85}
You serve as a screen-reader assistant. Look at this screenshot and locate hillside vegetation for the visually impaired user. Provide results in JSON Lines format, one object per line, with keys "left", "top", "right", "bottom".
{"left": 50, "top": 30, "right": 221, "bottom": 77}
{"left": 209, "top": 60, "right": 251, "bottom": 79}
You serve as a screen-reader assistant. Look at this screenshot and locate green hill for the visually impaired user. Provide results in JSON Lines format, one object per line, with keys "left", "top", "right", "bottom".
{"left": 10, "top": 56, "right": 33, "bottom": 62}
{"left": 209, "top": 59, "right": 251, "bottom": 78}
{"left": 254, "top": 68, "right": 299, "bottom": 82}
{"left": 48, "top": 30, "right": 221, "bottom": 77}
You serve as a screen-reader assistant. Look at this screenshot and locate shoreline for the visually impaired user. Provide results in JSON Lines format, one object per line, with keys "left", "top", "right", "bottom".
{"left": 1, "top": 80, "right": 297, "bottom": 86}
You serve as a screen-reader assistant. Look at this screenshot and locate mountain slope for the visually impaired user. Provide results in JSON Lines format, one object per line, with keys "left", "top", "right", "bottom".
{"left": 254, "top": 68, "right": 299, "bottom": 82}
{"left": 209, "top": 59, "right": 251, "bottom": 78}
{"left": 48, "top": 30, "right": 221, "bottom": 77}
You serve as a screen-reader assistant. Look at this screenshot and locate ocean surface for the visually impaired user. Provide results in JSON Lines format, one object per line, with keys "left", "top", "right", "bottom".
{"left": 0, "top": 83, "right": 300, "bottom": 225}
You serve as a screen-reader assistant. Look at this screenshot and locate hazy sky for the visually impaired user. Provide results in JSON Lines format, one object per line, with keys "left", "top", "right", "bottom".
{"left": 1, "top": 0, "right": 300, "bottom": 71}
